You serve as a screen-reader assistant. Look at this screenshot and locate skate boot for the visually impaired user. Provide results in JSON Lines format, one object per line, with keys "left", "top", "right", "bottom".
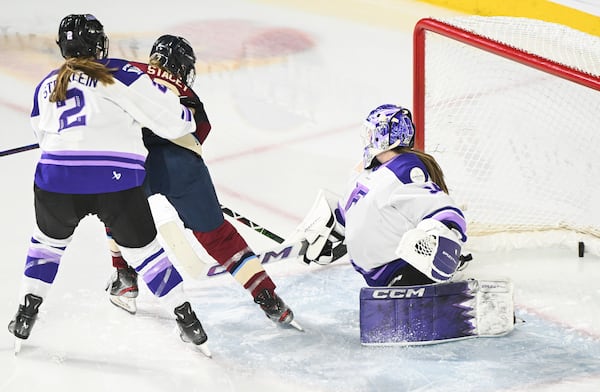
{"left": 254, "top": 289, "right": 303, "bottom": 331}
{"left": 174, "top": 302, "right": 211, "bottom": 357}
{"left": 8, "top": 293, "right": 43, "bottom": 354}
{"left": 106, "top": 266, "right": 139, "bottom": 314}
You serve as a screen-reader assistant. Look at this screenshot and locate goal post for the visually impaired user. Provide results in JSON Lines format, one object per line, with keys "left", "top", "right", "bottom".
{"left": 412, "top": 16, "right": 600, "bottom": 256}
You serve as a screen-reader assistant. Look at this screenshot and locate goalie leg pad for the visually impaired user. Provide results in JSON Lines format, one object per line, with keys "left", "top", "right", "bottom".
{"left": 359, "top": 279, "right": 514, "bottom": 345}
{"left": 474, "top": 280, "right": 515, "bottom": 337}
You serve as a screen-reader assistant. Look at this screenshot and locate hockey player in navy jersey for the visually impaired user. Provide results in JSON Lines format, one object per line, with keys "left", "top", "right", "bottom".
{"left": 104, "top": 35, "right": 299, "bottom": 329}
{"left": 8, "top": 14, "right": 210, "bottom": 355}
{"left": 299, "top": 104, "right": 514, "bottom": 344}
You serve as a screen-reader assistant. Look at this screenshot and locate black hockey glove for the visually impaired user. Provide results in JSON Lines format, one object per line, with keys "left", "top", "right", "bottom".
{"left": 303, "top": 232, "right": 347, "bottom": 265}
{"left": 180, "top": 95, "right": 202, "bottom": 111}
{"left": 180, "top": 95, "right": 209, "bottom": 124}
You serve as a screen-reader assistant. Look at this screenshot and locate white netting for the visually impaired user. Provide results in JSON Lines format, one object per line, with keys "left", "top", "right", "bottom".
{"left": 416, "top": 16, "right": 600, "bottom": 255}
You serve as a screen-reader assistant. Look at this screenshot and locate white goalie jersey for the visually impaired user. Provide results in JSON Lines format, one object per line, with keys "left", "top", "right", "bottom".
{"left": 339, "top": 153, "right": 467, "bottom": 275}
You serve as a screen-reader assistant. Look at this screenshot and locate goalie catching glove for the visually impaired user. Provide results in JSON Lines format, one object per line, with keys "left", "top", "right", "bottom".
{"left": 395, "top": 218, "right": 464, "bottom": 283}
{"left": 289, "top": 189, "right": 347, "bottom": 265}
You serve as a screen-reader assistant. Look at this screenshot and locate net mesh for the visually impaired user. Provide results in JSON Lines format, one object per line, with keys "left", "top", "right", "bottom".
{"left": 417, "top": 16, "right": 600, "bottom": 254}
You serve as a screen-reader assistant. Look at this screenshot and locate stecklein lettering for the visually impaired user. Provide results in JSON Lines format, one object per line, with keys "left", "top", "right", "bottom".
{"left": 42, "top": 73, "right": 98, "bottom": 99}
{"left": 371, "top": 288, "right": 426, "bottom": 299}
{"left": 146, "top": 65, "right": 188, "bottom": 92}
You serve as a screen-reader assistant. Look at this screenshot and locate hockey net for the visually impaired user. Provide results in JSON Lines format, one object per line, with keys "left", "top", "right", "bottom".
{"left": 413, "top": 16, "right": 600, "bottom": 256}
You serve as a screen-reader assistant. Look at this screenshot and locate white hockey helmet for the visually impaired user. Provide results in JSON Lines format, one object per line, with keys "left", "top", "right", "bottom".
{"left": 361, "top": 104, "right": 415, "bottom": 169}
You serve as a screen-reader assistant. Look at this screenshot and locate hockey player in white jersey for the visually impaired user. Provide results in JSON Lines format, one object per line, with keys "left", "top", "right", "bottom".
{"left": 300, "top": 104, "right": 514, "bottom": 344}
{"left": 7, "top": 14, "right": 210, "bottom": 355}
{"left": 302, "top": 103, "right": 467, "bottom": 286}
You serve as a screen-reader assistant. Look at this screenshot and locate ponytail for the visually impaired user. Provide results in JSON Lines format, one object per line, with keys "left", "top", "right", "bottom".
{"left": 394, "top": 147, "right": 449, "bottom": 193}
{"left": 49, "top": 57, "right": 115, "bottom": 102}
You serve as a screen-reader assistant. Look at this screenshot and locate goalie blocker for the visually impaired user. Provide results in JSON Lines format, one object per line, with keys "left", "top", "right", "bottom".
{"left": 360, "top": 279, "right": 515, "bottom": 345}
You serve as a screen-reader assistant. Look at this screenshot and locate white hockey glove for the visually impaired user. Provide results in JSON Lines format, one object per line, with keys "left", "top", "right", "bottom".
{"left": 288, "top": 189, "right": 347, "bottom": 265}
{"left": 395, "top": 218, "right": 463, "bottom": 283}
{"left": 304, "top": 214, "right": 346, "bottom": 265}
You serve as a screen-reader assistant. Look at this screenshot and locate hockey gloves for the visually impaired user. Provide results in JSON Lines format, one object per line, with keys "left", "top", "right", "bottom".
{"left": 303, "top": 215, "right": 346, "bottom": 265}
{"left": 180, "top": 95, "right": 201, "bottom": 111}
{"left": 180, "top": 94, "right": 211, "bottom": 144}
{"left": 298, "top": 190, "right": 347, "bottom": 265}
{"left": 395, "top": 218, "right": 464, "bottom": 283}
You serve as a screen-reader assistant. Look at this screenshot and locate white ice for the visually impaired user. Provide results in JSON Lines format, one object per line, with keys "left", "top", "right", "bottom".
{"left": 1, "top": 1, "right": 600, "bottom": 391}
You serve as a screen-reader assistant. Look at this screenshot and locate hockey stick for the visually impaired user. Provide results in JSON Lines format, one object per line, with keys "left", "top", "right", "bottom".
{"left": 208, "top": 203, "right": 347, "bottom": 277}
{"left": 206, "top": 205, "right": 303, "bottom": 277}
{"left": 152, "top": 199, "right": 305, "bottom": 279}
{"left": 220, "top": 205, "right": 285, "bottom": 244}
{"left": 0, "top": 143, "right": 39, "bottom": 157}
{"left": 206, "top": 239, "right": 310, "bottom": 277}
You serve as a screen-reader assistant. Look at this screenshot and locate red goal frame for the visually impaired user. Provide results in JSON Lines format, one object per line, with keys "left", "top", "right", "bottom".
{"left": 412, "top": 17, "right": 600, "bottom": 151}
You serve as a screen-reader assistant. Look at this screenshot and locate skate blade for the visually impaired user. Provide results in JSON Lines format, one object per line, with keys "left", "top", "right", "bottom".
{"left": 14, "top": 338, "right": 23, "bottom": 355}
{"left": 288, "top": 319, "right": 305, "bottom": 332}
{"left": 109, "top": 295, "right": 137, "bottom": 314}
{"left": 196, "top": 342, "right": 212, "bottom": 358}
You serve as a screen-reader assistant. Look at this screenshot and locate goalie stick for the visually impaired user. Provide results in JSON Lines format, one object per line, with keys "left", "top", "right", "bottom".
{"left": 206, "top": 239, "right": 310, "bottom": 277}
{"left": 209, "top": 202, "right": 347, "bottom": 277}
{"left": 207, "top": 205, "right": 303, "bottom": 277}
{"left": 220, "top": 205, "right": 285, "bottom": 243}
{"left": 150, "top": 195, "right": 308, "bottom": 278}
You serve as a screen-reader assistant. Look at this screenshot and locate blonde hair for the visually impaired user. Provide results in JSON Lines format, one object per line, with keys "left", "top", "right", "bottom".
{"left": 49, "top": 57, "right": 115, "bottom": 102}
{"left": 394, "top": 147, "right": 449, "bottom": 193}
{"left": 148, "top": 57, "right": 162, "bottom": 68}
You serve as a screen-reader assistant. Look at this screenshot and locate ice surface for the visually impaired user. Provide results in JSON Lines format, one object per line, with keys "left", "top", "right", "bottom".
{"left": 1, "top": 1, "right": 599, "bottom": 391}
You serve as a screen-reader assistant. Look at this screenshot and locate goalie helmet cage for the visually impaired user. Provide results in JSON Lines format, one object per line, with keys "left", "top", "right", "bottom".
{"left": 413, "top": 16, "right": 600, "bottom": 256}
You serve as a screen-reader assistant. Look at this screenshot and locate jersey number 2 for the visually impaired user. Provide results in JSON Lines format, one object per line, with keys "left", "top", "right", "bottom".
{"left": 56, "top": 88, "right": 86, "bottom": 131}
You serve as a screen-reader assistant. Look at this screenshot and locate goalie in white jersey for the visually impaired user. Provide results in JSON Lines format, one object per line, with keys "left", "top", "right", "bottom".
{"left": 301, "top": 105, "right": 518, "bottom": 344}
{"left": 303, "top": 104, "right": 468, "bottom": 287}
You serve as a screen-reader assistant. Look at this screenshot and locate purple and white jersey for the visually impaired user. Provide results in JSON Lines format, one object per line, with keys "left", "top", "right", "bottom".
{"left": 30, "top": 58, "right": 195, "bottom": 194}
{"left": 338, "top": 152, "right": 467, "bottom": 273}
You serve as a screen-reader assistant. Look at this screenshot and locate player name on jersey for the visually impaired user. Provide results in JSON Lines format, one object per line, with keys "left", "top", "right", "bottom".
{"left": 145, "top": 64, "right": 189, "bottom": 94}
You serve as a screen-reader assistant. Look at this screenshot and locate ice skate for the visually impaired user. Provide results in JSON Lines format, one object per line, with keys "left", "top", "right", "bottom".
{"left": 8, "top": 293, "right": 43, "bottom": 354}
{"left": 106, "top": 266, "right": 138, "bottom": 314}
{"left": 254, "top": 289, "right": 303, "bottom": 331}
{"left": 174, "top": 302, "right": 211, "bottom": 357}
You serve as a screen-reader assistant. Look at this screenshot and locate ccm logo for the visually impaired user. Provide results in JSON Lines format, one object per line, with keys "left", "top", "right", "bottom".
{"left": 371, "top": 288, "right": 426, "bottom": 299}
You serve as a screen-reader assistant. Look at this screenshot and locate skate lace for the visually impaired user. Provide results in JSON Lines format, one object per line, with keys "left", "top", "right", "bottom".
{"left": 22, "top": 294, "right": 43, "bottom": 316}
{"left": 174, "top": 302, "right": 197, "bottom": 325}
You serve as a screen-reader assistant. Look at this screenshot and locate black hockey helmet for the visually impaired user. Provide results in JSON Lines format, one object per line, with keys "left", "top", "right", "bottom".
{"left": 56, "top": 14, "right": 108, "bottom": 59}
{"left": 150, "top": 35, "right": 196, "bottom": 86}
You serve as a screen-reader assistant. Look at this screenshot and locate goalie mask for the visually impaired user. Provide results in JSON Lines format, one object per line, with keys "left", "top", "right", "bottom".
{"left": 150, "top": 35, "right": 197, "bottom": 86}
{"left": 361, "top": 104, "right": 415, "bottom": 169}
{"left": 57, "top": 14, "right": 108, "bottom": 59}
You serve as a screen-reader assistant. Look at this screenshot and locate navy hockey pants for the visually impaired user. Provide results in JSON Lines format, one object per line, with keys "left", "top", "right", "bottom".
{"left": 143, "top": 143, "right": 224, "bottom": 233}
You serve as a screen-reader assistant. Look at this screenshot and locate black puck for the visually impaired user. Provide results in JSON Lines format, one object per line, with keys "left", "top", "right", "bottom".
{"left": 578, "top": 241, "right": 585, "bottom": 258}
